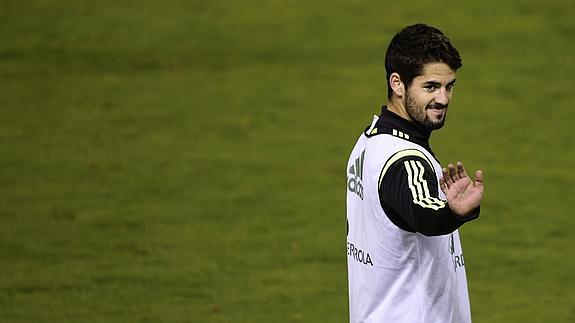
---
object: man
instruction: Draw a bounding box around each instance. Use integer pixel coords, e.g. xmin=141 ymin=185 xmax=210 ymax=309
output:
xmin=346 ymin=23 xmax=485 ymax=323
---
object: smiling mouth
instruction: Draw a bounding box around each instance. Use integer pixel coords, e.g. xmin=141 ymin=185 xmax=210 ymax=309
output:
xmin=427 ymin=107 xmax=447 ymax=119
xmin=427 ymin=105 xmax=447 ymax=111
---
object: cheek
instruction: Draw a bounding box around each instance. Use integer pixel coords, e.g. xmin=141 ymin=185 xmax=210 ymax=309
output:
xmin=415 ymin=94 xmax=434 ymax=107
xmin=407 ymin=90 xmax=430 ymax=105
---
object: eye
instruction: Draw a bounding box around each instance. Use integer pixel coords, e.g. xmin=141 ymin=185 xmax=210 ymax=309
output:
xmin=446 ymin=83 xmax=455 ymax=91
xmin=424 ymin=84 xmax=437 ymax=91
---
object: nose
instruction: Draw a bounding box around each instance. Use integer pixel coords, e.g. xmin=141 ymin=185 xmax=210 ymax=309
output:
xmin=435 ymin=88 xmax=450 ymax=105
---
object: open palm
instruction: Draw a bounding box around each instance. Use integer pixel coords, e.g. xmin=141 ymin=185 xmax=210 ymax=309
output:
xmin=439 ymin=162 xmax=484 ymax=217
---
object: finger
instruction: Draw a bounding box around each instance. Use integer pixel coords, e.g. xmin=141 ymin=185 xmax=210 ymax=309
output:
xmin=442 ymin=168 xmax=452 ymax=186
xmin=474 ymin=170 xmax=484 ymax=187
xmin=448 ymin=163 xmax=458 ymax=180
xmin=457 ymin=161 xmax=468 ymax=179
xmin=439 ymin=176 xmax=447 ymax=191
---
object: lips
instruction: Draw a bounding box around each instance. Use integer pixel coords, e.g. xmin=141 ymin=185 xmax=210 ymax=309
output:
xmin=429 ymin=108 xmax=446 ymax=113
xmin=427 ymin=104 xmax=447 ymax=110
xmin=427 ymin=107 xmax=447 ymax=119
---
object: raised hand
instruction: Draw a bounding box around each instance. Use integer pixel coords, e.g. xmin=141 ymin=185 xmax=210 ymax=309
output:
xmin=439 ymin=161 xmax=484 ymax=217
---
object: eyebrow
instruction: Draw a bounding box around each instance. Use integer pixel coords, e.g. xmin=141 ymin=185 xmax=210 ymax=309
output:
xmin=423 ymin=79 xmax=457 ymax=87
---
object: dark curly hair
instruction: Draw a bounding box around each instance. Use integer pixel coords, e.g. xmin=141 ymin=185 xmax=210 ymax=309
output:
xmin=385 ymin=24 xmax=462 ymax=99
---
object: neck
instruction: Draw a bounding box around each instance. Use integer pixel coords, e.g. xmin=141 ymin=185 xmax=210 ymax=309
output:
xmin=387 ymin=97 xmax=412 ymax=122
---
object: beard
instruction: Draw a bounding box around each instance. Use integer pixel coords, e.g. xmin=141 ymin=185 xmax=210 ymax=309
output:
xmin=404 ymin=92 xmax=447 ymax=131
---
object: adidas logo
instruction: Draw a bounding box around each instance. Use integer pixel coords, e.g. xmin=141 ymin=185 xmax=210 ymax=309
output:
xmin=347 ymin=150 xmax=365 ymax=199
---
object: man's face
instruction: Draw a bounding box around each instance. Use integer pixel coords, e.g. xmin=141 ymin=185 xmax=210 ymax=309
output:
xmin=404 ymin=62 xmax=457 ymax=130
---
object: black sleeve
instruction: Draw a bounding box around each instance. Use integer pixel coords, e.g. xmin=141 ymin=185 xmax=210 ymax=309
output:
xmin=379 ymin=155 xmax=479 ymax=236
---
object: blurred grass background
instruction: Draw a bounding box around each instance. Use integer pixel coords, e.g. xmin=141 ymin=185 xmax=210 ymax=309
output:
xmin=1 ymin=0 xmax=574 ymax=322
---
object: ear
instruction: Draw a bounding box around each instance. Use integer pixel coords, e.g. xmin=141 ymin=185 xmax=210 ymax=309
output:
xmin=389 ymin=72 xmax=405 ymax=98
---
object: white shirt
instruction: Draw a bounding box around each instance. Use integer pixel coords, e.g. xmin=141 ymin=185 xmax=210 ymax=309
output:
xmin=346 ymin=115 xmax=473 ymax=323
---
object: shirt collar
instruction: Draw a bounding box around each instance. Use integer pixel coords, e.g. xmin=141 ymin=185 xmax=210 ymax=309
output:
xmin=367 ymin=105 xmax=434 ymax=153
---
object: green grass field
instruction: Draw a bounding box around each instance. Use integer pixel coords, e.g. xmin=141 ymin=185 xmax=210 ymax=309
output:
xmin=1 ymin=0 xmax=574 ymax=322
